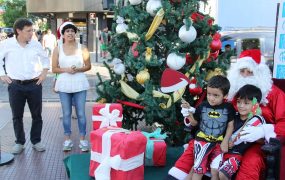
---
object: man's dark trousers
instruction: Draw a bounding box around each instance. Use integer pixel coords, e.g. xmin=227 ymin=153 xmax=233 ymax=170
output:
xmin=8 ymin=81 xmax=43 ymax=145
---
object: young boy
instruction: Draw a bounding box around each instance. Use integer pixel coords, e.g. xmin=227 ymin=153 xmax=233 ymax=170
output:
xmin=181 ymin=75 xmax=235 ymax=180
xmin=219 ymin=84 xmax=265 ymax=180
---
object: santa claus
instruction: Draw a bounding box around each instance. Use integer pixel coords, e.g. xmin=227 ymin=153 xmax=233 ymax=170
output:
xmin=167 ymin=49 xmax=285 ymax=180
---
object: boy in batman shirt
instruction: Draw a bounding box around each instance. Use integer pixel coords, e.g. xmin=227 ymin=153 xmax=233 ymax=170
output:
xmin=181 ymin=75 xmax=235 ymax=180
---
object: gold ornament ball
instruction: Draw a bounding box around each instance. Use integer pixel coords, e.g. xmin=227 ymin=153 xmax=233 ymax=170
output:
xmin=97 ymin=98 xmax=107 ymax=104
xmin=205 ymin=68 xmax=224 ymax=81
xmin=136 ymin=69 xmax=150 ymax=84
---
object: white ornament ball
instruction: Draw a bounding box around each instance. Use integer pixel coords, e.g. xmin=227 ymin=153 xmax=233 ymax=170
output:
xmin=129 ymin=0 xmax=142 ymax=5
xmin=146 ymin=0 xmax=162 ymax=16
xmin=178 ymin=25 xmax=197 ymax=43
xmin=166 ymin=53 xmax=186 ymax=70
xmin=116 ymin=23 xmax=128 ymax=34
xmin=113 ymin=63 xmax=126 ymax=75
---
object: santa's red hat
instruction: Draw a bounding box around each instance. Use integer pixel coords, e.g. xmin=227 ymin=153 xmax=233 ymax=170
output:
xmin=236 ymin=49 xmax=265 ymax=72
xmin=160 ymin=68 xmax=191 ymax=93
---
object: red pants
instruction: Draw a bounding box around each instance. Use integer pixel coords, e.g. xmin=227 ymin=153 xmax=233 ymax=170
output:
xmin=174 ymin=141 xmax=265 ymax=179
xmin=236 ymin=144 xmax=265 ymax=180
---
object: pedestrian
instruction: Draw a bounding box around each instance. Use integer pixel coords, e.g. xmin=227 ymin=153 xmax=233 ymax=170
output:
xmin=52 ymin=22 xmax=91 ymax=152
xmin=42 ymin=29 xmax=57 ymax=57
xmin=181 ymin=75 xmax=235 ymax=180
xmin=0 ymin=18 xmax=49 ymax=154
xmin=100 ymin=27 xmax=109 ymax=59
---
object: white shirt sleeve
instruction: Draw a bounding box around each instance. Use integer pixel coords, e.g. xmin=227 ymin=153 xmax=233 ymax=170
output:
xmin=35 ymin=41 xmax=50 ymax=69
xmin=0 ymin=41 xmax=6 ymax=76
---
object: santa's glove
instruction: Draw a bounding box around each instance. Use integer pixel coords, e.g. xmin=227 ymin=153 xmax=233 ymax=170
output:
xmin=239 ymin=124 xmax=276 ymax=143
xmin=180 ymin=106 xmax=196 ymax=117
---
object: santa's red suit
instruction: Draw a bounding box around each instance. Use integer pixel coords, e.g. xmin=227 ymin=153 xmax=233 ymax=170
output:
xmin=168 ymin=49 xmax=285 ymax=179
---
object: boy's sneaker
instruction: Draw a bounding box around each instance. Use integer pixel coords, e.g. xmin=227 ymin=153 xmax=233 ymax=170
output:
xmin=63 ymin=140 xmax=73 ymax=151
xmin=33 ymin=142 xmax=46 ymax=152
xmin=11 ymin=144 xmax=24 ymax=154
xmin=79 ymin=140 xmax=89 ymax=152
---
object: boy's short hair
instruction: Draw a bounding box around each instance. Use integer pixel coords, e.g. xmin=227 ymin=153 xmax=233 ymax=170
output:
xmin=13 ymin=18 xmax=33 ymax=37
xmin=235 ymin=84 xmax=262 ymax=103
xmin=207 ymin=75 xmax=230 ymax=96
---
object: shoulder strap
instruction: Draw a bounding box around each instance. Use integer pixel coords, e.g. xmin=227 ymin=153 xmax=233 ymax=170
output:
xmin=252 ymin=115 xmax=266 ymax=124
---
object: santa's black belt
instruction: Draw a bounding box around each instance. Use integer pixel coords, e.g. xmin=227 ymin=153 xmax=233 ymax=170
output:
xmin=12 ymin=78 xmax=37 ymax=85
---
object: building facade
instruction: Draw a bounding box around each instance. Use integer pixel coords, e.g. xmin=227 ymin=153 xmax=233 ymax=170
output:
xmin=26 ymin=0 xmax=118 ymax=52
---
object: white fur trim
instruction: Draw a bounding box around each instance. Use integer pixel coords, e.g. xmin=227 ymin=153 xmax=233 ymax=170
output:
xmin=262 ymin=124 xmax=276 ymax=142
xmin=168 ymin=167 xmax=188 ymax=180
xmin=184 ymin=117 xmax=191 ymax=127
xmin=236 ymin=57 xmax=258 ymax=72
xmin=189 ymin=84 xmax=196 ymax=89
xmin=161 ymin=78 xmax=188 ymax=93
xmin=227 ymin=57 xmax=272 ymax=105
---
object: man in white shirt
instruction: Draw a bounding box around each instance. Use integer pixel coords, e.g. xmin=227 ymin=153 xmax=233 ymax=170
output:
xmin=42 ymin=29 xmax=57 ymax=57
xmin=0 ymin=18 xmax=49 ymax=154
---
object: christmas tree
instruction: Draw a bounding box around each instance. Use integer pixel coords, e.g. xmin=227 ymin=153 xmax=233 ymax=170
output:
xmin=96 ymin=0 xmax=230 ymax=145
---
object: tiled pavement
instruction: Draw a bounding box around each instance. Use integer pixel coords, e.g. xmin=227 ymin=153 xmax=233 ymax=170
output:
xmin=0 ymin=102 xmax=94 ymax=180
xmin=0 ymin=57 xmax=112 ymax=180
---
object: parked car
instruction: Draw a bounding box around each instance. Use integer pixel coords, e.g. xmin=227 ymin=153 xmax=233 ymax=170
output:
xmin=1 ymin=27 xmax=14 ymax=38
xmin=220 ymin=28 xmax=275 ymax=71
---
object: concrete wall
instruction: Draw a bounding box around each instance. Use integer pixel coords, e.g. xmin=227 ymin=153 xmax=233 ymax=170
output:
xmin=27 ymin=0 xmax=103 ymax=13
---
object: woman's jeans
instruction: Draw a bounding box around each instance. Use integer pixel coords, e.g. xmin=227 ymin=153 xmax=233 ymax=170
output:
xmin=59 ymin=90 xmax=87 ymax=137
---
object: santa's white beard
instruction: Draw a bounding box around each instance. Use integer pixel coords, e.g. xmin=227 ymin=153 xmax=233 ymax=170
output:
xmin=228 ymin=74 xmax=272 ymax=105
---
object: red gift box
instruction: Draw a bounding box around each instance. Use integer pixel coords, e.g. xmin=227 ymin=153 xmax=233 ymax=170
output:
xmin=92 ymin=103 xmax=123 ymax=130
xmin=89 ymin=127 xmax=147 ymax=180
xmin=144 ymin=138 xmax=167 ymax=166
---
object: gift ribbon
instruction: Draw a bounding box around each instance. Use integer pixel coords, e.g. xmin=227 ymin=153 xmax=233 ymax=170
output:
xmin=92 ymin=128 xmax=144 ymax=180
xmin=92 ymin=104 xmax=123 ymax=128
xmin=142 ymin=128 xmax=167 ymax=160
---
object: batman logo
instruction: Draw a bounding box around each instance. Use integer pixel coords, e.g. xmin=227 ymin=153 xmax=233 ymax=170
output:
xmin=208 ymin=111 xmax=221 ymax=118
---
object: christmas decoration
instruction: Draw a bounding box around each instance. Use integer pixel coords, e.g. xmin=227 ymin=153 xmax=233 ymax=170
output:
xmin=90 ymin=127 xmax=147 ymax=179
xmin=96 ymin=0 xmax=229 ymax=145
xmin=92 ymin=103 xmax=123 ymax=130
xmin=146 ymin=0 xmax=162 ymax=16
xmin=210 ymin=33 xmax=222 ymax=51
xmin=191 ymin=12 xmax=214 ymax=26
xmin=145 ymin=8 xmax=165 ymax=41
xmin=166 ymin=53 xmax=186 ymax=70
xmin=142 ymin=128 xmax=167 ymax=166
xmin=131 ymin=42 xmax=139 ymax=58
xmin=188 ymin=77 xmax=203 ymax=95
xmin=136 ymin=69 xmax=150 ymax=84
xmin=113 ymin=58 xmax=126 ymax=75
xmin=129 ymin=0 xmax=142 ymax=5
xmin=160 ymin=68 xmax=190 ymax=93
xmin=116 ymin=16 xmax=128 ymax=34
xmin=205 ymin=68 xmax=224 ymax=81
xmin=145 ymin=47 xmax=152 ymax=62
xmin=178 ymin=19 xmax=197 ymax=43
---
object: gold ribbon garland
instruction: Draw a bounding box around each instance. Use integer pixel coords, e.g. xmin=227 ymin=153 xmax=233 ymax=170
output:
xmin=145 ymin=8 xmax=165 ymax=41
xmin=119 ymin=52 xmax=208 ymax=109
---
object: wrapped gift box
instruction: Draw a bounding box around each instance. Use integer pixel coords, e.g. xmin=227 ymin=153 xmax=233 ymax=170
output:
xmin=144 ymin=138 xmax=167 ymax=166
xmin=92 ymin=103 xmax=123 ymax=130
xmin=142 ymin=128 xmax=167 ymax=167
xmin=89 ymin=127 xmax=147 ymax=180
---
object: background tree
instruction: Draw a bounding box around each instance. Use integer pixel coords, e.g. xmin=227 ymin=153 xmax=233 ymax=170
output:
xmin=1 ymin=0 xmax=27 ymax=27
xmin=96 ymin=0 xmax=229 ymax=145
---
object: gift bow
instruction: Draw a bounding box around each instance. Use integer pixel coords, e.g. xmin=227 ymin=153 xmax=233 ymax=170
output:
xmin=142 ymin=128 xmax=167 ymax=159
xmin=93 ymin=128 xmax=144 ymax=180
xmin=92 ymin=104 xmax=123 ymax=128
